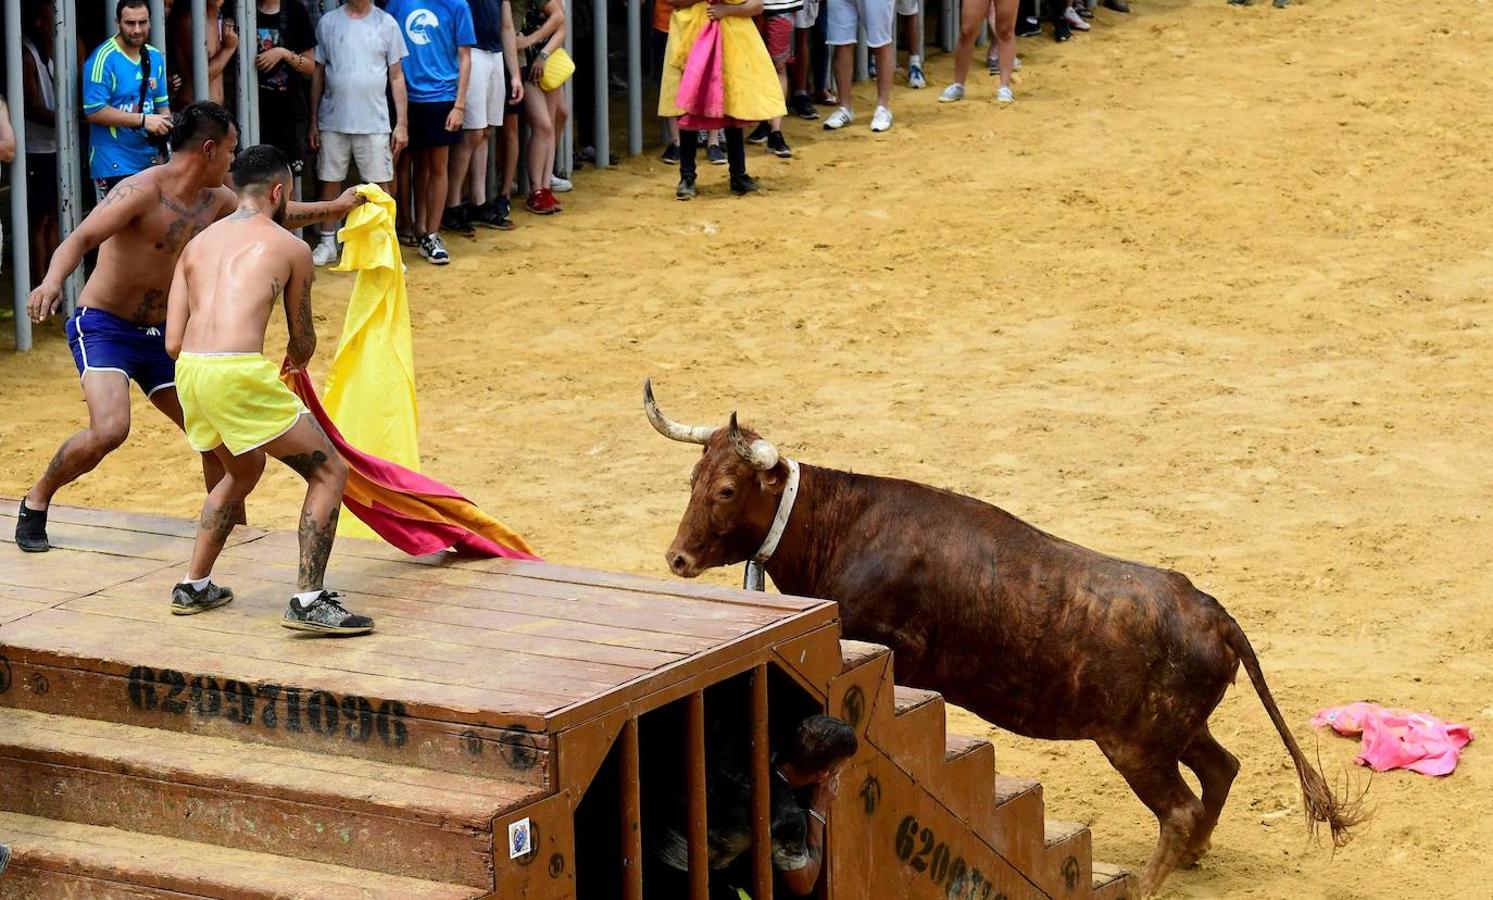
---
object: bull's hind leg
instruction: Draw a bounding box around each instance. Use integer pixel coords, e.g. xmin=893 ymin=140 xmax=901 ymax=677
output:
xmin=1178 ymin=728 xmax=1240 ymax=868
xmin=1101 ymin=743 xmax=1204 ymax=898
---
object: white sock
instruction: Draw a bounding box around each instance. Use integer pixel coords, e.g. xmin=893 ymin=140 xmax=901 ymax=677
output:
xmin=319 ymin=230 xmax=336 ymax=246
xmin=293 ymin=590 xmax=323 ymax=609
xmin=909 ymin=55 xmax=922 ymax=68
xmin=183 ymin=575 xmax=211 ymax=591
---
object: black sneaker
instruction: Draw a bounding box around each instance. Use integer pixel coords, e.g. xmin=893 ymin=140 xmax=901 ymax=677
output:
xmin=14 ymin=499 xmax=48 ymax=552
xmin=788 ymin=92 xmax=820 ymax=121
xmin=661 ymin=142 xmax=680 ymax=164
xmin=706 ymin=144 xmax=728 ymax=166
xmin=676 ymin=174 xmax=698 ymax=200
xmin=1016 ymin=16 xmax=1041 ymax=37
xmin=419 ymin=233 xmax=451 ymax=265
xmin=471 ymin=201 xmax=514 ymax=231
xmin=746 ymin=122 xmax=771 ymax=145
xmin=282 ymin=591 xmax=375 ymax=635
xmin=766 ymin=131 xmax=792 ymax=158
xmin=441 ymin=205 xmax=475 ymax=237
xmin=171 ymin=580 xmax=234 ymax=616
xmin=729 ymin=173 xmax=759 ymax=196
xmin=1053 ymin=18 xmax=1072 ymax=41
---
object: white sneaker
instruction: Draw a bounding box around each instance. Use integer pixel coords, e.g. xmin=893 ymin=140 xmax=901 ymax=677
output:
xmin=939 ymin=83 xmax=965 ymax=103
xmin=908 ymin=63 xmax=927 ymax=89
xmin=1064 ymin=7 xmax=1091 ymax=29
xmin=550 ymin=175 xmax=573 ymax=193
xmin=870 ymin=106 xmax=893 ymax=132
xmin=997 ymin=85 xmax=1015 ymax=103
xmin=822 ymin=106 xmax=854 ymax=130
xmin=311 ymin=240 xmax=339 ymax=267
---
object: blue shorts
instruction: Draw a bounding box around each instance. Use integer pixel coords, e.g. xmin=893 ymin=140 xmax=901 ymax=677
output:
xmin=65 ymin=307 xmax=176 ymax=396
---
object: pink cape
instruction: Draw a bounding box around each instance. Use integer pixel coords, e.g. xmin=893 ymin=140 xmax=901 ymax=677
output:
xmin=1313 ymin=702 xmax=1473 ymax=776
xmin=283 ymin=367 xmax=541 ymax=561
xmin=676 ymin=20 xmax=745 ymax=131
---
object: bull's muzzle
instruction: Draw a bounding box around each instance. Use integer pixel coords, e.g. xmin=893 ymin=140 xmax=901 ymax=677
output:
xmin=667 ymin=548 xmax=701 ymax=578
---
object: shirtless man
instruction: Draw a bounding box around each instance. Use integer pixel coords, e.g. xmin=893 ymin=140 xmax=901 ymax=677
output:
xmin=15 ymin=101 xmax=359 ymax=553
xmin=164 ymin=142 xmax=373 ymax=635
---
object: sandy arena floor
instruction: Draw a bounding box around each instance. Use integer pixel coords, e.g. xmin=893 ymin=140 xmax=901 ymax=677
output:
xmin=3 ymin=0 xmax=1490 ymax=895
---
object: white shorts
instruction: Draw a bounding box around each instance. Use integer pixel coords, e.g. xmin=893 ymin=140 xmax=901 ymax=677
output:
xmin=895 ymin=0 xmax=918 ymax=15
xmin=463 ymin=48 xmax=506 ymax=130
xmin=827 ymin=0 xmax=894 ymax=47
xmin=795 ymin=0 xmax=821 ymax=28
xmin=317 ymin=131 xmax=394 ymax=183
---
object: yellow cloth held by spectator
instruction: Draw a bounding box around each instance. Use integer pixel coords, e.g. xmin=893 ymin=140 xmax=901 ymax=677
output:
xmin=658 ymin=0 xmax=786 ymax=122
xmin=324 ymin=184 xmax=419 ymax=540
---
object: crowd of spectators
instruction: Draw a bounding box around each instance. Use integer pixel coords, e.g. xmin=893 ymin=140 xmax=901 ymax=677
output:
xmin=4 ymin=0 xmax=1274 ymax=279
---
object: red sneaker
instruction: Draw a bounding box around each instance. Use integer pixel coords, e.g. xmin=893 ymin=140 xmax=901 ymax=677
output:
xmin=525 ymin=189 xmax=559 ymax=215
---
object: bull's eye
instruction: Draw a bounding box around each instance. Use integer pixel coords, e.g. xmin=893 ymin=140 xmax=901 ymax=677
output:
xmin=716 ymin=486 xmax=736 ymax=501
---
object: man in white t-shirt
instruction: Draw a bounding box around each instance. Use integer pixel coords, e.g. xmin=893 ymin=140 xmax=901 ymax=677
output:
xmin=822 ymin=0 xmax=895 ymax=133
xmin=308 ymin=0 xmax=410 ymax=266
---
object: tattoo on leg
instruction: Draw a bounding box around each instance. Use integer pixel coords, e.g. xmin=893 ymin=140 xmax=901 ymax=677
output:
xmin=200 ymin=503 xmax=238 ymax=545
xmin=279 ymin=449 xmax=329 ymax=481
xmin=297 ymin=506 xmax=338 ymax=590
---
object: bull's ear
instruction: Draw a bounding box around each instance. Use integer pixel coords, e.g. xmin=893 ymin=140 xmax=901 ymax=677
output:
xmin=757 ymin=463 xmax=787 ymax=492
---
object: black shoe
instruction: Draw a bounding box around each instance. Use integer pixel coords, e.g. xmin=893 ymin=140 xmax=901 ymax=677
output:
xmin=661 ymin=142 xmax=680 ymax=164
xmin=171 ymin=580 xmax=234 ymax=616
xmin=282 ymin=591 xmax=375 ymax=635
xmin=1076 ymin=2 xmax=1094 ymax=17
xmin=441 ymin=205 xmax=475 ymax=237
xmin=766 ymin=131 xmax=792 ymax=158
xmin=1016 ymin=16 xmax=1041 ymax=36
xmin=788 ymin=92 xmax=820 ymax=120
xmin=729 ymin=173 xmax=759 ymax=196
xmin=1053 ymin=18 xmax=1072 ymax=41
xmin=14 ymin=499 xmax=48 ymax=552
xmin=471 ymin=201 xmax=515 ymax=231
xmin=676 ymin=174 xmax=698 ymax=200
xmin=746 ymin=122 xmax=771 ymax=145
xmin=1103 ymin=0 xmax=1130 ymax=9
xmin=707 ymin=144 xmax=728 ymax=166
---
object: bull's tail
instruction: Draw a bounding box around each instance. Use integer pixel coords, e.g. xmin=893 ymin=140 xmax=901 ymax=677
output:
xmin=1223 ymin=615 xmax=1366 ymax=847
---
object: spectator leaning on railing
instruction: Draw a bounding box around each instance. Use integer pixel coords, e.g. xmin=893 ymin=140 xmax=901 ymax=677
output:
xmin=83 ymin=0 xmax=173 ymax=200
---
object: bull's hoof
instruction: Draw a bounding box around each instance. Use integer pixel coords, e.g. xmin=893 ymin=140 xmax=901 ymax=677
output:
xmin=1178 ymin=841 xmax=1212 ymax=869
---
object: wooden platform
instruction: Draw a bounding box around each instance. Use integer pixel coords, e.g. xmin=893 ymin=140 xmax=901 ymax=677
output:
xmin=0 ymin=501 xmax=1131 ymax=899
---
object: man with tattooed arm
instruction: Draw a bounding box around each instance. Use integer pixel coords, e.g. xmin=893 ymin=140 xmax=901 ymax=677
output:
xmin=163 ymin=143 xmax=374 ymax=635
xmin=15 ymin=102 xmax=360 ymax=554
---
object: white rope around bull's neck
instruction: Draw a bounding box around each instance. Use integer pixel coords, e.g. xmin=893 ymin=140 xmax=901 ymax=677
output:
xmin=743 ymin=459 xmax=800 ymax=592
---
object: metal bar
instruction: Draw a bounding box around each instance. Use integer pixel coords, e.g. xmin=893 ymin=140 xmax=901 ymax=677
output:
xmin=236 ymin=0 xmax=258 ymax=142
xmin=942 ymin=0 xmax=956 ymax=52
xmin=149 ymin=0 xmax=165 ymax=56
xmin=559 ymin=23 xmax=573 ymax=176
xmin=750 ymin=664 xmax=773 ymax=900
xmin=626 ymin=0 xmax=641 ymax=156
xmin=686 ymin=691 xmax=708 ymax=900
xmin=854 ymin=25 xmax=867 ymax=82
xmin=8 ymin=0 xmax=34 ymax=350
xmin=191 ymin=0 xmax=209 ymax=102
xmin=620 ymin=717 xmax=644 ymax=900
xmin=591 ymin=0 xmax=609 ymax=169
xmin=55 ymin=0 xmax=82 ymax=314
xmin=105 ymin=0 xmax=118 ymax=35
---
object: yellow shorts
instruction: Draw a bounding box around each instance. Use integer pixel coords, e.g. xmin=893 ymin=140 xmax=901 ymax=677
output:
xmin=176 ymin=353 xmax=307 ymax=456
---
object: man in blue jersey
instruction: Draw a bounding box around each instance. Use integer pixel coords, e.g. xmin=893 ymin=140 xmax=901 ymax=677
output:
xmin=15 ymin=102 xmax=361 ymax=554
xmin=387 ymin=0 xmax=475 ymax=265
xmin=84 ymin=0 xmax=173 ymax=200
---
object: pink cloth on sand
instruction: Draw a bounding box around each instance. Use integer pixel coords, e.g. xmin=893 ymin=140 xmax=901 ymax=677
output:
xmin=1313 ymin=702 xmax=1473 ymax=776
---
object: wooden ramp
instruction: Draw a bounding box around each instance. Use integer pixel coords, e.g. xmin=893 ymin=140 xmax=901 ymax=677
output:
xmin=0 ymin=502 xmax=1130 ymax=899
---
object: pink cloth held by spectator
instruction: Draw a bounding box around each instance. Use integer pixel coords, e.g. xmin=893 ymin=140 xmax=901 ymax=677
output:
xmin=1312 ymin=702 xmax=1473 ymax=776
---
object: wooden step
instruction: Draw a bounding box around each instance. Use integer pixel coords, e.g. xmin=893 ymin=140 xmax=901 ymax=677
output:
xmin=0 ymin=811 xmax=481 ymax=900
xmin=939 ymin=733 xmax=997 ymax=829
xmin=987 ymin=775 xmax=1045 ymax=874
xmin=838 ymin=639 xmax=891 ymax=674
xmin=0 ymin=707 xmax=545 ymax=887
xmin=877 ymin=686 xmax=948 ymax=787
xmin=1091 ymin=861 xmax=1133 ymax=900
xmin=1041 ymin=820 xmax=1094 ymax=898
xmin=828 ymin=640 xmax=894 ymax=762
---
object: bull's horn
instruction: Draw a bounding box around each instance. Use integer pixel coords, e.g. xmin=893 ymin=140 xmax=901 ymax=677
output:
xmin=644 ymin=378 xmax=715 ymax=444
xmin=728 ymin=412 xmax=780 ymax=470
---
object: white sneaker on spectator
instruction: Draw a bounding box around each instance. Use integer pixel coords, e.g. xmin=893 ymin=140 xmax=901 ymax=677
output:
xmin=870 ymin=106 xmax=893 ymax=132
xmin=551 ymin=175 xmax=573 ymax=193
xmin=908 ymin=63 xmax=927 ymax=89
xmin=940 ymin=83 xmax=965 ymax=103
xmin=311 ymin=240 xmax=339 ymax=267
xmin=997 ymin=85 xmax=1015 ymax=103
xmin=823 ymin=106 xmax=854 ymax=130
xmin=1063 ymin=7 xmax=1091 ymax=29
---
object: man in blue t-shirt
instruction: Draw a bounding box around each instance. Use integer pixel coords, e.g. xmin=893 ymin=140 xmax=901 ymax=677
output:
xmin=386 ymin=0 xmax=474 ymax=265
xmin=83 ymin=0 xmax=172 ymax=199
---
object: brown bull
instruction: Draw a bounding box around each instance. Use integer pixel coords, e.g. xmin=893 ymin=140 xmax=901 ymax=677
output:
xmin=644 ymin=380 xmax=1362 ymax=897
